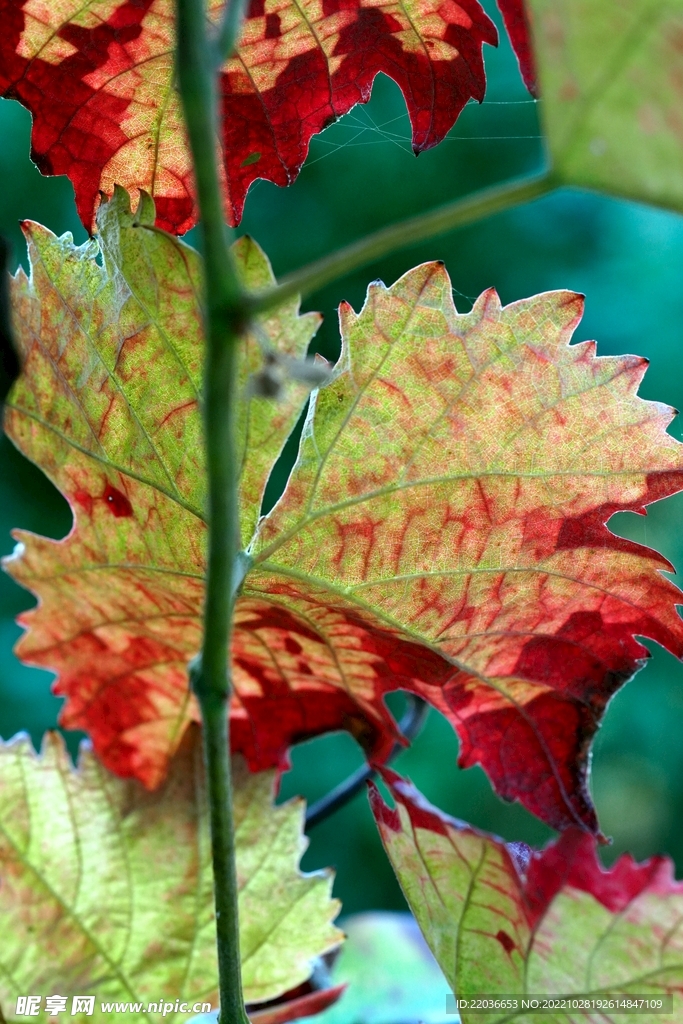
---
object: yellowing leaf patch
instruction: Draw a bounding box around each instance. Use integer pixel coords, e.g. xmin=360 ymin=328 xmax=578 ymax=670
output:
xmin=4 ymin=189 xmax=317 ymax=787
xmin=528 ymin=0 xmax=683 ymax=212
xmin=0 ymin=728 xmax=342 ymax=1021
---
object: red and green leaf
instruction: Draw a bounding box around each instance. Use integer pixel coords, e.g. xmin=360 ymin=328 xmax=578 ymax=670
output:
xmin=371 ymin=769 xmax=683 ymax=1023
xmin=248 ymin=260 xmax=683 ymax=834
xmin=0 ymin=0 xmax=498 ymax=233
xmin=6 ymin=195 xmax=683 ymax=835
xmin=4 ymin=189 xmax=318 ymax=787
xmin=248 ymin=985 xmax=347 ymax=1024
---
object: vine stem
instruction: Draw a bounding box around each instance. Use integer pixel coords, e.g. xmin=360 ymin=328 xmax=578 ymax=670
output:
xmin=175 ymin=1 xmax=250 ymax=1022
xmin=175 ymin=0 xmax=555 ymax=1016
xmin=247 ymin=169 xmax=557 ymax=313
xmin=215 ymin=0 xmax=249 ymax=64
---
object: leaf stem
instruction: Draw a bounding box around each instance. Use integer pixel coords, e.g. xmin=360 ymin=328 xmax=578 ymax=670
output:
xmin=175 ymin=1 xmax=250 ymax=1022
xmin=215 ymin=0 xmax=249 ymax=67
xmin=248 ymin=170 xmax=557 ymax=312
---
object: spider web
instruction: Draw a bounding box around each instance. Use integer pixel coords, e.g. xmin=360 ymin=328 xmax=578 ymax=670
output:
xmin=305 ymin=97 xmax=541 ymax=168
xmin=293 ymin=93 xmax=542 ymax=305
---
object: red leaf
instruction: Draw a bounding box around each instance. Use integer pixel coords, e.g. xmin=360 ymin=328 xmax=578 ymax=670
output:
xmin=0 ymin=0 xmax=497 ymax=233
xmin=496 ymin=0 xmax=537 ymax=95
xmin=523 ymin=827 xmax=681 ymax=925
xmin=249 ymin=268 xmax=683 ymax=834
xmin=248 ymin=984 xmax=347 ymax=1024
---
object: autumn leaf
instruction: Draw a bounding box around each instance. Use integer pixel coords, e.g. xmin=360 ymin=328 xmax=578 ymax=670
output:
xmin=495 ymin=0 xmax=537 ymax=95
xmin=248 ymin=986 xmax=347 ymax=1024
xmin=0 ymin=0 xmax=498 ymax=234
xmin=6 ymin=195 xmax=683 ymax=833
xmin=4 ymin=189 xmax=320 ymax=787
xmin=0 ymin=727 xmax=342 ymax=1022
xmin=526 ymin=0 xmax=683 ymax=213
xmin=370 ymin=769 xmax=683 ymax=1024
xmin=247 ymin=261 xmax=683 ymax=834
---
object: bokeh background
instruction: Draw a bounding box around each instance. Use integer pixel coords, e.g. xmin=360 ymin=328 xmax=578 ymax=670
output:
xmin=2 ymin=0 xmax=683 ymax=914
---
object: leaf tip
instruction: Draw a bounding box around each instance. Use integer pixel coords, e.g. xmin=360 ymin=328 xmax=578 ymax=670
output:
xmin=474 ymin=286 xmax=503 ymax=317
xmin=338 ymin=299 xmax=357 ymax=333
xmin=134 ymin=189 xmax=156 ymax=227
xmin=111 ymin=184 xmax=132 ymax=212
xmin=19 ymin=219 xmax=39 ymax=244
xmin=2 ymin=536 xmax=25 ymax=568
xmin=0 ymin=729 xmax=36 ymax=757
xmin=555 ymin=289 xmax=586 ymax=331
xmin=367 ymin=780 xmax=399 ymax=831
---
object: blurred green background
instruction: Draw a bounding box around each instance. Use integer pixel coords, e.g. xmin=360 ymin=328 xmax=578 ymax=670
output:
xmin=2 ymin=0 xmax=683 ymax=914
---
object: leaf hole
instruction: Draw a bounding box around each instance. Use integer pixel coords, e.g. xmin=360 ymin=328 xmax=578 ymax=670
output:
xmin=260 ymin=399 xmax=309 ymax=518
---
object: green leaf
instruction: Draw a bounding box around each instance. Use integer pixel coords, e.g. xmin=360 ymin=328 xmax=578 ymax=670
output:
xmin=370 ymin=769 xmax=683 ymax=1024
xmin=0 ymin=729 xmax=341 ymax=1022
xmin=527 ymin=0 xmax=683 ymax=211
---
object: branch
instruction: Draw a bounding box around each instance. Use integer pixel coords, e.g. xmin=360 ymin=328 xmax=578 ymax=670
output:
xmin=248 ymin=170 xmax=557 ymax=313
xmin=175 ymin=1 xmax=250 ymax=1022
xmin=305 ymin=696 xmax=429 ymax=829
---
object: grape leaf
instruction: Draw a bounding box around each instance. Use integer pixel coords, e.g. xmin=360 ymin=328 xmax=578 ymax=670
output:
xmin=526 ymin=0 xmax=683 ymax=213
xmin=3 ymin=188 xmax=318 ymax=787
xmin=0 ymin=0 xmax=498 ymax=233
xmin=247 ymin=262 xmax=683 ymax=834
xmin=0 ymin=727 xmax=342 ymax=1022
xmin=371 ymin=769 xmax=683 ymax=1024
xmin=6 ymin=199 xmax=683 ymax=833
xmin=495 ymin=0 xmax=537 ymax=95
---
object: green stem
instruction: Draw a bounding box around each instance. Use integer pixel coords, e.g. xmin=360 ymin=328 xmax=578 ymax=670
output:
xmin=175 ymin=3 xmax=554 ymax=1015
xmin=175 ymin=1 xmax=250 ymax=1022
xmin=248 ymin=169 xmax=557 ymax=313
xmin=215 ymin=0 xmax=249 ymax=65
